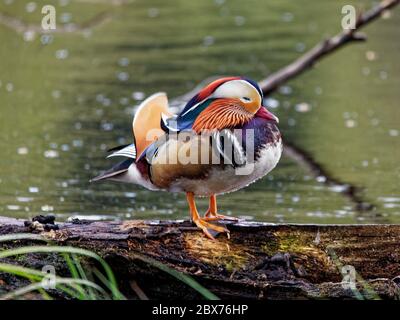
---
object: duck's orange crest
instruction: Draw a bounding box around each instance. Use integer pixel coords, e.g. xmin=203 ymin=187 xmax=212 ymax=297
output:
xmin=192 ymin=98 xmax=253 ymax=133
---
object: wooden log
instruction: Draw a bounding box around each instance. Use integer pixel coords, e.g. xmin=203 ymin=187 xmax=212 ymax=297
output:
xmin=0 ymin=216 xmax=399 ymax=300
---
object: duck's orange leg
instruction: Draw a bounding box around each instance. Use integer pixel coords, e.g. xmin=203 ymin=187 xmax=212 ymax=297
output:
xmin=186 ymin=192 xmax=229 ymax=240
xmin=204 ymin=195 xmax=239 ymax=221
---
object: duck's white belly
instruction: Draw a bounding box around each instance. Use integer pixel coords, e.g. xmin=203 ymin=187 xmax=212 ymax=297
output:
xmin=169 ymin=139 xmax=283 ymax=196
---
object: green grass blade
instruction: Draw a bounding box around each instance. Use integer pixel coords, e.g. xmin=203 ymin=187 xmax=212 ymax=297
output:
xmin=71 ymin=254 xmax=97 ymax=300
xmin=0 ymin=234 xmax=46 ymax=242
xmin=0 ymin=246 xmax=124 ymax=300
xmin=133 ymin=254 xmax=219 ymax=300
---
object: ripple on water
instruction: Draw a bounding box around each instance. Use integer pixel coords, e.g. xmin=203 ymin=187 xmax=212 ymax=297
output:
xmin=7 ymin=205 xmax=21 ymax=211
xmin=29 ymin=187 xmax=39 ymax=193
xmin=44 ymin=150 xmax=59 ymax=158
xmin=17 ymin=147 xmax=29 ymax=155
xmin=17 ymin=197 xmax=33 ymax=202
xmin=55 ymin=49 xmax=69 ymax=60
xmin=132 ymin=91 xmax=145 ymax=100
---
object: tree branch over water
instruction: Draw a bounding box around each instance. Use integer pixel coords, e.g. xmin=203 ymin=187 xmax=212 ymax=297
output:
xmin=259 ymin=0 xmax=400 ymax=95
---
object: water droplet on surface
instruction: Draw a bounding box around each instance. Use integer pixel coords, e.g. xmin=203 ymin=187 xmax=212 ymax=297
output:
xmin=25 ymin=2 xmax=37 ymax=12
xmin=295 ymin=102 xmax=311 ymax=113
xmin=17 ymin=197 xmax=33 ymax=203
xmin=124 ymin=192 xmax=136 ymax=198
xmin=52 ymin=90 xmax=61 ymax=99
xmin=281 ymin=12 xmax=294 ymax=22
xmin=379 ymin=71 xmax=388 ymax=80
xmin=6 ymin=83 xmax=14 ymax=92
xmin=330 ymin=185 xmax=348 ymax=193
xmin=315 ymin=87 xmax=323 ymax=95
xmin=41 ymin=34 xmax=54 ymax=45
xmin=371 ymin=118 xmax=379 ymax=126
xmin=29 ymin=187 xmax=39 ymax=193
xmin=234 ymin=16 xmax=246 ymax=26
xmin=119 ymin=97 xmax=129 ymax=105
xmin=345 ymin=119 xmax=357 ymax=128
xmin=264 ymin=98 xmax=279 ymax=109
xmin=132 ymin=91 xmax=145 ymax=100
xmin=23 ymin=30 xmax=36 ymax=42
xmin=44 ymin=150 xmax=59 ymax=158
xmin=148 ymin=8 xmax=159 ymax=18
xmin=279 ymin=85 xmax=292 ymax=95
xmin=203 ymin=36 xmax=215 ymax=46
xmin=7 ymin=205 xmax=20 ymax=211
xmin=101 ymin=122 xmax=114 ymax=131
xmin=117 ymin=71 xmax=129 ymax=82
xmin=362 ymin=67 xmax=370 ymax=76
xmin=55 ymin=49 xmax=69 ymax=60
xmin=365 ymin=51 xmax=377 ymax=61
xmin=118 ymin=57 xmax=130 ymax=67
xmin=291 ymin=195 xmax=300 ymax=203
xmin=295 ymin=42 xmax=305 ymax=52
xmin=316 ymin=176 xmax=326 ymax=183
xmin=17 ymin=147 xmax=29 ymax=155
xmin=72 ymin=139 xmax=83 ymax=147
xmin=287 ymin=118 xmax=296 ymax=126
xmin=60 ymin=12 xmax=72 ymax=23
xmin=41 ymin=205 xmax=54 ymax=212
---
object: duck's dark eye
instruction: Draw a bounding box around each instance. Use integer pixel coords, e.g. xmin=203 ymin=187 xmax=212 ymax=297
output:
xmin=242 ymin=97 xmax=251 ymax=102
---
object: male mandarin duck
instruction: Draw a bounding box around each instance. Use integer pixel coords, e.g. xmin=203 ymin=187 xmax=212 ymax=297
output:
xmin=92 ymin=77 xmax=282 ymax=239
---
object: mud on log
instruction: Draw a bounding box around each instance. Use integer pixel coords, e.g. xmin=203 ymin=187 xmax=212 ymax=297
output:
xmin=1 ymin=216 xmax=399 ymax=300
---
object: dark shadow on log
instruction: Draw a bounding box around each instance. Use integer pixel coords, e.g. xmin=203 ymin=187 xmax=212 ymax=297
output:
xmin=1 ymin=217 xmax=399 ymax=300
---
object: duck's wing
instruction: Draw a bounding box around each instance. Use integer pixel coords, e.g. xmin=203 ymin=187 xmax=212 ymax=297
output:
xmin=211 ymin=129 xmax=246 ymax=167
xmin=148 ymin=133 xmax=216 ymax=189
xmin=133 ymin=92 xmax=173 ymax=160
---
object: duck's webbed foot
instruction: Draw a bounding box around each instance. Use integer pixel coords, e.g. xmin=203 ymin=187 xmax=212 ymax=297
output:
xmin=203 ymin=194 xmax=239 ymax=222
xmin=186 ymin=192 xmax=229 ymax=240
xmin=193 ymin=216 xmax=230 ymax=240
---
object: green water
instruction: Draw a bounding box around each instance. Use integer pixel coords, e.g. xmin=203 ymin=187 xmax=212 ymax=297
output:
xmin=0 ymin=0 xmax=399 ymax=223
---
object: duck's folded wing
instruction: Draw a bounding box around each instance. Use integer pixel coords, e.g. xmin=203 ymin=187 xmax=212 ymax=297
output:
xmin=212 ymin=129 xmax=246 ymax=167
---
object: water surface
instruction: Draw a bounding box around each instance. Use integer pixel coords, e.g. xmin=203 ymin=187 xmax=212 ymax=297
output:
xmin=0 ymin=0 xmax=399 ymax=223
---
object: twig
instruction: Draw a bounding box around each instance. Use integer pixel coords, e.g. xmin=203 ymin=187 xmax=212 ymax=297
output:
xmin=259 ymin=0 xmax=400 ymax=95
xmin=129 ymin=280 xmax=149 ymax=300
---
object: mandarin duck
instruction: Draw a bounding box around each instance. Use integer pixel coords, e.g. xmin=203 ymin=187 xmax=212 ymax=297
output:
xmin=92 ymin=77 xmax=282 ymax=239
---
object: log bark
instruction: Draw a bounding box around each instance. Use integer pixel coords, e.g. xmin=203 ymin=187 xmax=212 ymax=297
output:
xmin=1 ymin=217 xmax=399 ymax=300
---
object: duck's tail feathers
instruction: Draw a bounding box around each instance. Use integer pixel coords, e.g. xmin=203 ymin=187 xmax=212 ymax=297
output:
xmin=106 ymin=143 xmax=136 ymax=159
xmin=90 ymin=158 xmax=134 ymax=182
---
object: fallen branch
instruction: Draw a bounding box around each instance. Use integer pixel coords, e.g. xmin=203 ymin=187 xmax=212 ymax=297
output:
xmin=259 ymin=0 xmax=400 ymax=95
xmin=0 ymin=217 xmax=399 ymax=299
